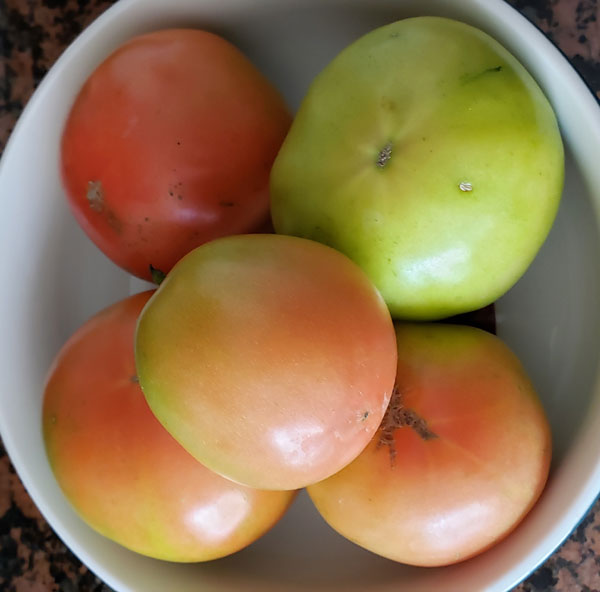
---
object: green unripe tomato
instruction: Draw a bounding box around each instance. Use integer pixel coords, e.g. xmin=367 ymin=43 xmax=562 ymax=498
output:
xmin=270 ymin=16 xmax=564 ymax=320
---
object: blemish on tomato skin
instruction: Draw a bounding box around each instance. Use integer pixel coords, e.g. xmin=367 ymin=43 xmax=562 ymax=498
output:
xmin=168 ymin=181 xmax=184 ymax=200
xmin=86 ymin=180 xmax=104 ymax=212
xmin=106 ymin=209 xmax=122 ymax=234
xmin=86 ymin=180 xmax=123 ymax=233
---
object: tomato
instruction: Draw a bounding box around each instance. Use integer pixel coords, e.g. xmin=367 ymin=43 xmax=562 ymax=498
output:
xmin=42 ymin=291 xmax=296 ymax=562
xmin=135 ymin=234 xmax=398 ymax=491
xmin=270 ymin=17 xmax=563 ymax=321
xmin=307 ymin=323 xmax=551 ymax=567
xmin=61 ymin=29 xmax=291 ymax=282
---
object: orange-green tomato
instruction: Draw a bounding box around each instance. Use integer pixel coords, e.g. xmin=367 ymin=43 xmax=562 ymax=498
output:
xmin=307 ymin=323 xmax=551 ymax=567
xmin=42 ymin=291 xmax=296 ymax=562
xmin=135 ymin=234 xmax=398 ymax=491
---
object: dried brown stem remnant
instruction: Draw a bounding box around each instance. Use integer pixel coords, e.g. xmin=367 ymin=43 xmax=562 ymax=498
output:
xmin=377 ymin=386 xmax=437 ymax=465
xmin=376 ymin=142 xmax=393 ymax=168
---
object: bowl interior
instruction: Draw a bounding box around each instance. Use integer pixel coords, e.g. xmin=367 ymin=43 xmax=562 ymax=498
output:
xmin=1 ymin=0 xmax=600 ymax=591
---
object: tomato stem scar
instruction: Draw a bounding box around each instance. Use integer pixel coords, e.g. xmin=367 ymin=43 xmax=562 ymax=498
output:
xmin=376 ymin=142 xmax=393 ymax=168
xmin=377 ymin=386 xmax=438 ymax=465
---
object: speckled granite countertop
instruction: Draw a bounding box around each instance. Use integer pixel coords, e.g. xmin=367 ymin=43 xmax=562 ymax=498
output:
xmin=1 ymin=1 xmax=600 ymax=591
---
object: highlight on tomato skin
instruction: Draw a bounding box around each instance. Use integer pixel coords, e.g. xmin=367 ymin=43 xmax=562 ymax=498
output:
xmin=306 ymin=322 xmax=552 ymax=567
xmin=135 ymin=233 xmax=399 ymax=492
xmin=42 ymin=291 xmax=297 ymax=562
xmin=60 ymin=28 xmax=292 ymax=282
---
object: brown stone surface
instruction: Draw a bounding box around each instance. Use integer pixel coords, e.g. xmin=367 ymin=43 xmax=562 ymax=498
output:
xmin=1 ymin=1 xmax=599 ymax=591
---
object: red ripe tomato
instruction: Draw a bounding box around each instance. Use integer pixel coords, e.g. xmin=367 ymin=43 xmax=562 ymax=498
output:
xmin=135 ymin=234 xmax=398 ymax=491
xmin=42 ymin=291 xmax=296 ymax=561
xmin=307 ymin=323 xmax=551 ymax=567
xmin=61 ymin=29 xmax=291 ymax=282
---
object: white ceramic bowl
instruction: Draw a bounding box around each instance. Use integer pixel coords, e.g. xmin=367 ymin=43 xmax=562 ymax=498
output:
xmin=1 ymin=0 xmax=600 ymax=590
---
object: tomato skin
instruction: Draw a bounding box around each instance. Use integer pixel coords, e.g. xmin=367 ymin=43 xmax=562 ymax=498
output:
xmin=61 ymin=29 xmax=291 ymax=281
xmin=42 ymin=291 xmax=296 ymax=562
xmin=307 ymin=323 xmax=551 ymax=567
xmin=135 ymin=234 xmax=398 ymax=491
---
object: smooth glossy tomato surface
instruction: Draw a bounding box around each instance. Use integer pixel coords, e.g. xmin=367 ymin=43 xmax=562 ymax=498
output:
xmin=307 ymin=323 xmax=551 ymax=567
xmin=43 ymin=291 xmax=296 ymax=562
xmin=135 ymin=234 xmax=398 ymax=491
xmin=61 ymin=29 xmax=291 ymax=281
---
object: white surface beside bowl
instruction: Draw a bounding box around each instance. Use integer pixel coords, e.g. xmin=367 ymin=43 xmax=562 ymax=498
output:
xmin=1 ymin=0 xmax=600 ymax=591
